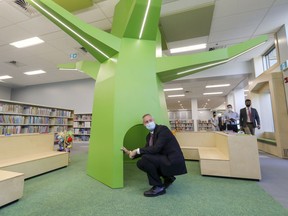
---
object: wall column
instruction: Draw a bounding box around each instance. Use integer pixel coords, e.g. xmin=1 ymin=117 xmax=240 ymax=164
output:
xmin=191 ymin=99 xmax=198 ymax=131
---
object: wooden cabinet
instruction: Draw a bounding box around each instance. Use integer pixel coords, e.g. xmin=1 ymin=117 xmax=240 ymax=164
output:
xmin=0 ymin=99 xmax=74 ymax=141
xmin=73 ymin=113 xmax=92 ymax=143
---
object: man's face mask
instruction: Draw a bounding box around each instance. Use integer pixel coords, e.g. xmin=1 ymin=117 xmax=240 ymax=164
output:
xmin=145 ymin=121 xmax=156 ymax=131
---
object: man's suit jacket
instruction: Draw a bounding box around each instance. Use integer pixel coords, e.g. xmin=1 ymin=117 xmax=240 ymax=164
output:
xmin=239 ymin=107 xmax=260 ymax=128
xmin=139 ymin=125 xmax=187 ymax=176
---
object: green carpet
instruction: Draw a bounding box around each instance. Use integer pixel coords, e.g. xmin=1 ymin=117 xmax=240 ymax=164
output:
xmin=1 ymin=153 xmax=287 ymax=216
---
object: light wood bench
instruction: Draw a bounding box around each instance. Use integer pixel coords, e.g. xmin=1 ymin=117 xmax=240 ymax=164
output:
xmin=0 ymin=170 xmax=24 ymax=207
xmin=0 ymin=133 xmax=69 ymax=207
xmin=175 ymin=132 xmax=261 ymax=180
xmin=0 ymin=133 xmax=69 ymax=179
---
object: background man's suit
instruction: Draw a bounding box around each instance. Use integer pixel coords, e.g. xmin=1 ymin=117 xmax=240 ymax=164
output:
xmin=239 ymin=107 xmax=260 ymax=135
xmin=136 ymin=124 xmax=187 ymax=186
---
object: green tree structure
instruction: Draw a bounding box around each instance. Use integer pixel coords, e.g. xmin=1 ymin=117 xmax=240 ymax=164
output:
xmin=28 ymin=0 xmax=267 ymax=188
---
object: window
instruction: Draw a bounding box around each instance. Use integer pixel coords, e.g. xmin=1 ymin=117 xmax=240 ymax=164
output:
xmin=262 ymin=45 xmax=277 ymax=71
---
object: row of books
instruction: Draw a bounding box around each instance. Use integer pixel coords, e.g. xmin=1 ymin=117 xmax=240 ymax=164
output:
xmin=23 ymin=107 xmax=52 ymax=116
xmin=73 ymin=121 xmax=91 ymax=128
xmin=0 ymin=126 xmax=22 ymax=134
xmin=50 ymin=118 xmax=72 ymax=125
xmin=0 ymin=103 xmax=72 ymax=118
xmin=0 ymin=103 xmax=23 ymax=113
xmin=0 ymin=115 xmax=25 ymax=124
xmin=74 ymin=114 xmax=91 ymax=121
xmin=74 ymin=128 xmax=91 ymax=135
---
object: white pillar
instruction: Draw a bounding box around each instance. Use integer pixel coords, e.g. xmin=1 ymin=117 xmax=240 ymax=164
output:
xmin=191 ymin=99 xmax=198 ymax=131
xmin=233 ymin=88 xmax=245 ymax=114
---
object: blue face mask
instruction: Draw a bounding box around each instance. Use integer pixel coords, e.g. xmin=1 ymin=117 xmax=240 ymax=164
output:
xmin=145 ymin=121 xmax=156 ymax=131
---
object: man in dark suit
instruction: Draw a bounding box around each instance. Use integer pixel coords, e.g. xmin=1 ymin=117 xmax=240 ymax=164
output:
xmin=239 ymin=99 xmax=261 ymax=135
xmin=122 ymin=114 xmax=187 ymax=197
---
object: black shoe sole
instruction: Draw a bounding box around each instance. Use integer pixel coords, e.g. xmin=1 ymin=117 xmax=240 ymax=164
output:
xmin=144 ymin=190 xmax=166 ymax=197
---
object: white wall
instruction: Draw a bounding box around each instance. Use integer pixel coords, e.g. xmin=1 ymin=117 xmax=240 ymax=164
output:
xmin=0 ymin=86 xmax=11 ymax=100
xmin=11 ymin=79 xmax=95 ymax=113
xmin=258 ymin=93 xmax=274 ymax=133
xmin=233 ymin=88 xmax=245 ymax=114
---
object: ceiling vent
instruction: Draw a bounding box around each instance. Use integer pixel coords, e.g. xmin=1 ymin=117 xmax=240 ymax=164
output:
xmin=209 ymin=45 xmax=226 ymax=51
xmin=6 ymin=60 xmax=26 ymax=67
xmin=13 ymin=0 xmax=39 ymax=16
xmin=79 ymin=47 xmax=88 ymax=53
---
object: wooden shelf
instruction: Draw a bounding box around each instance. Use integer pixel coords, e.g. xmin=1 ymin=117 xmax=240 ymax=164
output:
xmin=73 ymin=113 xmax=92 ymax=143
xmin=0 ymin=99 xmax=74 ymax=141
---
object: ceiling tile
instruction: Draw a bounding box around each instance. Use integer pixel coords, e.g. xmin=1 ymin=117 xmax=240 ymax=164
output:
xmin=214 ymin=0 xmax=274 ymax=18
xmin=76 ymin=7 xmax=106 ymax=23
xmin=0 ymin=1 xmax=30 ymax=24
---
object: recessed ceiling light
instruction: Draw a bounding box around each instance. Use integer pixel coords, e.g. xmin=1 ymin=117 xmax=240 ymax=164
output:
xmin=170 ymin=43 xmax=207 ymax=54
xmin=163 ymin=88 xmax=183 ymax=92
xmin=0 ymin=75 xmax=13 ymax=80
xmin=206 ymin=84 xmax=230 ymax=88
xmin=168 ymin=94 xmax=185 ymax=98
xmin=10 ymin=37 xmax=44 ymax=48
xmin=203 ymin=92 xmax=223 ymax=95
xmin=24 ymin=70 xmax=46 ymax=75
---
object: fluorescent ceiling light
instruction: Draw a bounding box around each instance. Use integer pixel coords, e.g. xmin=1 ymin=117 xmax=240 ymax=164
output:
xmin=203 ymin=92 xmax=223 ymax=95
xmin=139 ymin=0 xmax=151 ymax=38
xmin=168 ymin=94 xmax=185 ymax=97
xmin=24 ymin=70 xmax=46 ymax=75
xmin=206 ymin=84 xmax=230 ymax=88
xmin=164 ymin=88 xmax=183 ymax=92
xmin=10 ymin=37 xmax=44 ymax=48
xmin=170 ymin=43 xmax=207 ymax=54
xmin=58 ymin=68 xmax=78 ymax=71
xmin=244 ymin=89 xmax=249 ymax=92
xmin=0 ymin=75 xmax=13 ymax=80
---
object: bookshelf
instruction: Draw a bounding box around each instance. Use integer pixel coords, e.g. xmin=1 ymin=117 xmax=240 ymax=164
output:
xmin=197 ymin=120 xmax=213 ymax=131
xmin=0 ymin=99 xmax=74 ymax=141
xmin=170 ymin=119 xmax=194 ymax=131
xmin=73 ymin=113 xmax=92 ymax=143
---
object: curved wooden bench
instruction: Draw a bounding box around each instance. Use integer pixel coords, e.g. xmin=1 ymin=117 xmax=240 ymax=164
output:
xmin=175 ymin=132 xmax=261 ymax=180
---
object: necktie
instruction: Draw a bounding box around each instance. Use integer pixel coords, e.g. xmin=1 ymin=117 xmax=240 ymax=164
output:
xmin=248 ymin=108 xmax=252 ymax=121
xmin=149 ymin=133 xmax=153 ymax=146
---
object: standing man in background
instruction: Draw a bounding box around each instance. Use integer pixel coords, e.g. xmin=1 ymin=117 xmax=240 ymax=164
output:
xmin=122 ymin=114 xmax=187 ymax=197
xmin=239 ymin=99 xmax=261 ymax=135
xmin=224 ymin=104 xmax=239 ymax=132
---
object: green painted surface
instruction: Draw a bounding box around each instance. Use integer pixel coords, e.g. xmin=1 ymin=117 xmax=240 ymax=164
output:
xmin=28 ymin=0 xmax=268 ymax=188
xmin=52 ymin=0 xmax=93 ymax=12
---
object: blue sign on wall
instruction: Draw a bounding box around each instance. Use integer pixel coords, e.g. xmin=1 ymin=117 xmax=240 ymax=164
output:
xmin=70 ymin=53 xmax=78 ymax=59
xmin=280 ymin=60 xmax=288 ymax=71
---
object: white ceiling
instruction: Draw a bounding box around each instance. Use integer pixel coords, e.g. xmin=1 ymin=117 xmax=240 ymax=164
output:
xmin=0 ymin=0 xmax=288 ymax=110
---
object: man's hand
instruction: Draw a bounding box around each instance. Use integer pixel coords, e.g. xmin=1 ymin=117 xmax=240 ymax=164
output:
xmin=129 ymin=149 xmax=137 ymax=159
xmin=257 ymin=125 xmax=261 ymax=129
xmin=121 ymin=146 xmax=130 ymax=155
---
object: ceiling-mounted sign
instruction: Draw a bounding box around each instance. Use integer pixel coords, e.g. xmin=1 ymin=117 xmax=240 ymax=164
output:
xmin=69 ymin=53 xmax=78 ymax=59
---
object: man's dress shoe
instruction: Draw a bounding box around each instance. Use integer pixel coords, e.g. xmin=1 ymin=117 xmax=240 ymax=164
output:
xmin=144 ymin=186 xmax=166 ymax=197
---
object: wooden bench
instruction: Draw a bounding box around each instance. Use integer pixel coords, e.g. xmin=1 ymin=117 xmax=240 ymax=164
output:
xmin=257 ymin=132 xmax=276 ymax=146
xmin=0 ymin=133 xmax=69 ymax=207
xmin=0 ymin=133 xmax=69 ymax=179
xmin=0 ymin=170 xmax=24 ymax=207
xmin=175 ymin=132 xmax=261 ymax=180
